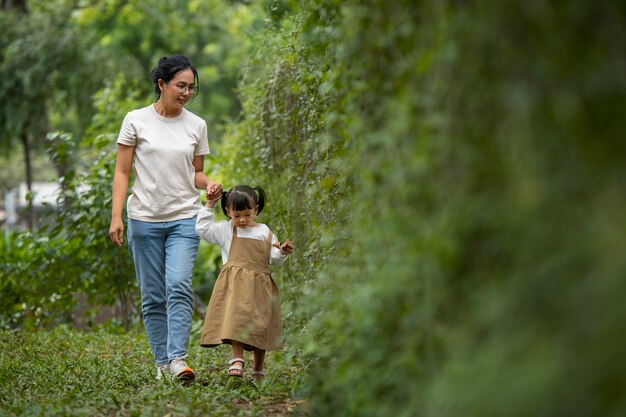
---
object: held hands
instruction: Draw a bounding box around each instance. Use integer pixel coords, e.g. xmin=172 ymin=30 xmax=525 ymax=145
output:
xmin=273 ymin=239 xmax=294 ymax=256
xmin=205 ymin=181 xmax=223 ymax=208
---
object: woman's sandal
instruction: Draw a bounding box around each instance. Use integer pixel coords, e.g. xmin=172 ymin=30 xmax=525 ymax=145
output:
xmin=228 ymin=358 xmax=245 ymax=377
xmin=251 ymin=370 xmax=265 ymax=379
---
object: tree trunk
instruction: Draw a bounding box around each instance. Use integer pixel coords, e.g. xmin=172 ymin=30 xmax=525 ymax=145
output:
xmin=1 ymin=0 xmax=28 ymax=13
xmin=20 ymin=129 xmax=35 ymax=230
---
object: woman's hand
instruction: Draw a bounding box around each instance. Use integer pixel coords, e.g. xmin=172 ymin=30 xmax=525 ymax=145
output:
xmin=109 ymin=218 xmax=125 ymax=247
xmin=205 ymin=181 xmax=223 ymax=208
xmin=206 ymin=181 xmax=223 ymax=200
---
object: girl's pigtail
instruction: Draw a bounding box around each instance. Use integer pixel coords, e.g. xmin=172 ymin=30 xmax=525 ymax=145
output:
xmin=221 ymin=190 xmax=230 ymax=217
xmin=254 ymin=186 xmax=266 ymax=215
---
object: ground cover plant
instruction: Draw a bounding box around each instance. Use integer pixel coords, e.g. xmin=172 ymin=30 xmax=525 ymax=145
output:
xmin=0 ymin=325 xmax=307 ymax=417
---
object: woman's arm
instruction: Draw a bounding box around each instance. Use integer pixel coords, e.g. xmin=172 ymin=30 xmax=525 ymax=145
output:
xmin=193 ymin=155 xmax=209 ymax=190
xmin=109 ymin=144 xmax=135 ymax=247
xmin=193 ymin=154 xmax=222 ymax=200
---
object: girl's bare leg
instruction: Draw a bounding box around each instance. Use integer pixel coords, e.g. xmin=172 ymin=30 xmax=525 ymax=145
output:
xmin=230 ymin=340 xmax=245 ymax=376
xmin=253 ymin=348 xmax=266 ymax=374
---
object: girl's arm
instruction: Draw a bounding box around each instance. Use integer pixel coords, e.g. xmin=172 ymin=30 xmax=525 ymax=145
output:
xmin=195 ymin=207 xmax=230 ymax=246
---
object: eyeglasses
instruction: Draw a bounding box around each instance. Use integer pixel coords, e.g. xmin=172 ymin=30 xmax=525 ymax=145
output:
xmin=168 ymin=82 xmax=199 ymax=95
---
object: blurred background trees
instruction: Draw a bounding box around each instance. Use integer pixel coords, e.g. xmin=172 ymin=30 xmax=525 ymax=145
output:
xmin=1 ymin=0 xmax=625 ymax=415
xmin=0 ymin=0 xmax=283 ymax=328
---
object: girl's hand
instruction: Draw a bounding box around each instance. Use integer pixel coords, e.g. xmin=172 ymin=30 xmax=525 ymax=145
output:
xmin=205 ymin=181 xmax=223 ymax=207
xmin=274 ymin=239 xmax=294 ymax=255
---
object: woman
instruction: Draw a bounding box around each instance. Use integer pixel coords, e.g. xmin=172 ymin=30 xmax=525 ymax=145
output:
xmin=109 ymin=55 xmax=222 ymax=381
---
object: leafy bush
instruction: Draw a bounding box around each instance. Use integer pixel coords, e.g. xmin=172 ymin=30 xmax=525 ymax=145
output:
xmin=218 ymin=0 xmax=348 ymax=341
xmin=222 ymin=0 xmax=626 ymax=416
xmin=0 ymin=76 xmax=144 ymax=330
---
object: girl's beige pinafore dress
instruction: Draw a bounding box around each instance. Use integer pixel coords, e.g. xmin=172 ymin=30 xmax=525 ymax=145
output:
xmin=200 ymin=225 xmax=282 ymax=351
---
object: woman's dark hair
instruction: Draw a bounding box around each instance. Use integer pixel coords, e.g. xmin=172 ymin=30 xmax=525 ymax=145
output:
xmin=150 ymin=55 xmax=199 ymax=100
xmin=221 ymin=185 xmax=266 ymax=218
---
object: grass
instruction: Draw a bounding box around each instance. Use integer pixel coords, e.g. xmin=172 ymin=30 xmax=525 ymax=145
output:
xmin=0 ymin=322 xmax=309 ymax=417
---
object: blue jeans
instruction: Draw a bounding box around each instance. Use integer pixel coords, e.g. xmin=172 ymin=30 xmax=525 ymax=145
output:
xmin=127 ymin=217 xmax=199 ymax=365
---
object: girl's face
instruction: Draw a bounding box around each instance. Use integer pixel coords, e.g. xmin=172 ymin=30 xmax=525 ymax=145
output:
xmin=228 ymin=206 xmax=258 ymax=229
xmin=158 ymin=68 xmax=195 ymax=110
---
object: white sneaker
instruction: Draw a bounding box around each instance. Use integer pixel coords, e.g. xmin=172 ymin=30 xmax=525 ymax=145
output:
xmin=170 ymin=357 xmax=195 ymax=380
xmin=156 ymin=363 xmax=170 ymax=380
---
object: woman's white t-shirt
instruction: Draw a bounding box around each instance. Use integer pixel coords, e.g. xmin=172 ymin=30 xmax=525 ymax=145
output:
xmin=117 ymin=104 xmax=210 ymax=222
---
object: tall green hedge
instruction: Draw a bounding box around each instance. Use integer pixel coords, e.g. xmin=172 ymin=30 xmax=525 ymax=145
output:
xmin=223 ymin=0 xmax=626 ymax=415
xmin=218 ymin=1 xmax=348 ymax=343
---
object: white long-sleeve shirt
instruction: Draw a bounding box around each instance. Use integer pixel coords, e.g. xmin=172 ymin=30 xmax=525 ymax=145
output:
xmin=195 ymin=207 xmax=288 ymax=265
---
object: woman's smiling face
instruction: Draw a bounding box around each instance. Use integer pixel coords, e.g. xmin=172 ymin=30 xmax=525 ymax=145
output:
xmin=161 ymin=68 xmax=196 ymax=109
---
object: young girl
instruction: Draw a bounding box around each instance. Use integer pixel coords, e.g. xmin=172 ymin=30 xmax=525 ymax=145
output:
xmin=195 ymin=185 xmax=293 ymax=378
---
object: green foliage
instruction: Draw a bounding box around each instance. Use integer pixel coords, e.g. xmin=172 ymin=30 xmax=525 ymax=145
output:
xmin=0 ymin=151 xmax=57 ymax=191
xmin=221 ymin=0 xmax=626 ymax=416
xmin=0 ymin=4 xmax=105 ymax=152
xmin=219 ymin=0 xmax=348 ymax=342
xmin=0 ymin=326 xmax=308 ymax=416
xmin=320 ymin=1 xmax=625 ymax=416
xmin=0 ymin=0 xmax=273 ymax=329
xmin=74 ymin=0 xmax=274 ymax=139
xmin=3 ymin=1 xmax=625 ymax=415
xmin=0 ymin=78 xmax=143 ymax=330
xmin=0 ymin=0 xmax=112 ymax=225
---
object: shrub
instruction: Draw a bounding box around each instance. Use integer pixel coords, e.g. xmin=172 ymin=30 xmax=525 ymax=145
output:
xmin=225 ymin=1 xmax=626 ymax=415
